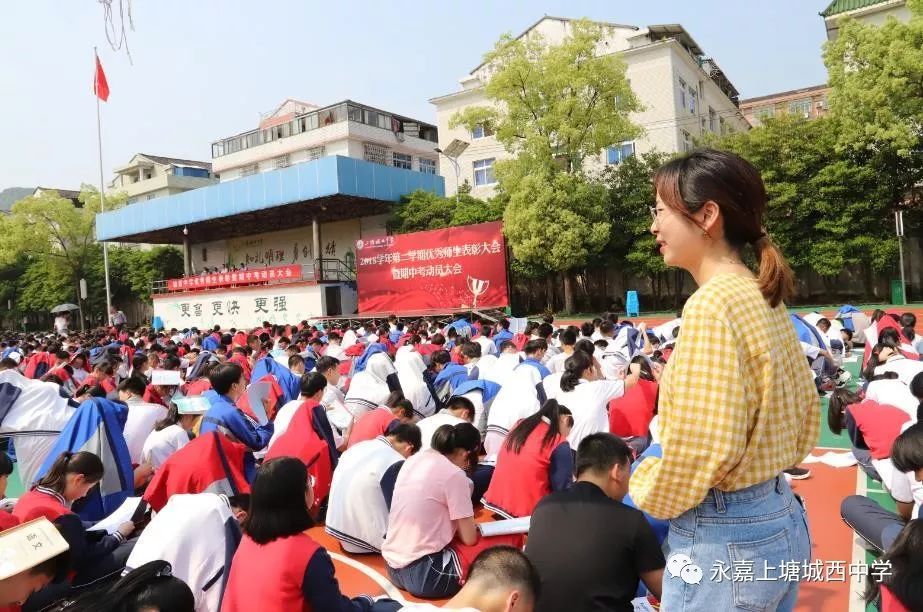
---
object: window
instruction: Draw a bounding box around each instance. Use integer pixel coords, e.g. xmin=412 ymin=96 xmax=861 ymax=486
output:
xmin=306 ymin=146 xmax=325 ymax=161
xmin=709 ymin=107 xmax=717 ymax=132
xmin=392 ymin=152 xmax=412 ymax=170
xmin=365 ymin=109 xmax=380 ymax=127
xmin=201 ymin=248 xmax=208 ymax=262
xmin=471 ymin=124 xmax=494 ymax=139
xmin=701 ymin=117 xmax=707 ymax=133
xmin=755 ymin=106 xmax=774 ymax=121
xmin=473 ymin=158 xmax=496 ymax=186
xmin=719 ymin=117 xmax=727 ymax=135
xmin=240 ymin=164 xmax=258 ymax=177
xmin=681 ymin=130 xmax=692 ymax=153
xmin=788 ymin=98 xmax=812 ymax=117
xmin=146 ymin=194 xmax=156 ymax=201
xmin=689 ymin=89 xmax=698 ymax=115
xmin=606 ymin=142 xmax=635 ymax=165
xmin=418 ymin=158 xmax=437 ymax=175
xmin=348 ymin=105 xmax=363 ymax=122
xmin=364 ymin=143 xmax=389 ymax=165
xmin=678 ymin=77 xmax=687 ymax=111
xmin=273 ymin=155 xmax=290 ymax=169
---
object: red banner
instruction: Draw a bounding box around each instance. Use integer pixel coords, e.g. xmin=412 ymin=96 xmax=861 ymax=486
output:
xmin=356 ymin=221 xmax=509 ymax=313
xmin=167 ymin=264 xmax=302 ymax=292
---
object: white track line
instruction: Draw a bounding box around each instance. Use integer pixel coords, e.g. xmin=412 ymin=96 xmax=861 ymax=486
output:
xmin=329 ymin=551 xmax=408 ymax=604
xmin=848 ymin=467 xmax=868 ymax=612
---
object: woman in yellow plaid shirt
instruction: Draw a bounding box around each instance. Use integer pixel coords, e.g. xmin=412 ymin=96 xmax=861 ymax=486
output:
xmin=629 ymin=149 xmax=819 ymax=611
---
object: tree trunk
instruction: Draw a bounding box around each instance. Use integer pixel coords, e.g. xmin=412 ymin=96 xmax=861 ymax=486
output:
xmin=545 ymin=275 xmax=555 ymax=312
xmin=563 ymin=272 xmax=575 ymax=314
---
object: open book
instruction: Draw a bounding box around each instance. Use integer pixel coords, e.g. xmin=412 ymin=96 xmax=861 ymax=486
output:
xmin=0 ymin=517 xmax=69 ymax=580
xmin=89 ymin=497 xmax=147 ymax=534
xmin=478 ymin=516 xmax=530 ymax=537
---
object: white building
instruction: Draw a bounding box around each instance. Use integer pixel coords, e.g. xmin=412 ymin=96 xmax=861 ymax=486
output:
xmin=821 ymin=0 xmax=910 ymax=40
xmin=110 ymin=154 xmax=216 ymax=204
xmin=429 ymin=17 xmax=750 ymax=197
xmin=211 ymin=98 xmax=440 ymax=182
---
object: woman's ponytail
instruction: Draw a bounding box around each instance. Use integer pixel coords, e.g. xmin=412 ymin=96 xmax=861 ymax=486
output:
xmin=753 ymin=234 xmax=795 ymax=308
xmin=431 ymin=423 xmax=480 ymax=457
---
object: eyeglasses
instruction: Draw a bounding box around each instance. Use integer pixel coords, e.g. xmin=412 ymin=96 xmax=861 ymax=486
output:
xmin=649 ymin=206 xmax=659 ymax=221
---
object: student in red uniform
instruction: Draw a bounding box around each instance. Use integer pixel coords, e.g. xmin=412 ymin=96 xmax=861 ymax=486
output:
xmin=828 ymin=387 xmax=911 ymax=481
xmin=347 ymin=395 xmax=415 ymax=448
xmin=0 ymin=453 xmax=18 ymax=531
xmin=221 ymin=457 xmax=387 ymax=612
xmin=14 ymin=452 xmax=136 ymax=593
xmin=75 ymin=359 xmax=116 ymax=397
xmin=482 ymin=399 xmax=574 ymax=519
xmin=608 ymin=356 xmax=660 ymax=457
xmin=864 ymin=520 xmax=923 ymax=612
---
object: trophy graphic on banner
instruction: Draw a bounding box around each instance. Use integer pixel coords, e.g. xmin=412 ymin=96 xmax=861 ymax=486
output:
xmin=467 ymin=276 xmax=489 ymax=308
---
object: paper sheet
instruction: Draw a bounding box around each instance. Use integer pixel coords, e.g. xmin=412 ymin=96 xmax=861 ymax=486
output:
xmin=150 ymin=369 xmax=182 ymax=386
xmin=173 ymin=396 xmax=211 ymax=415
xmin=802 ymin=451 xmax=857 ymax=468
xmin=89 ymin=497 xmax=142 ymax=534
xmin=478 ymin=516 xmax=531 ymax=537
xmin=246 ymin=381 xmax=272 ymax=426
xmin=632 ymin=597 xmax=657 ymax=612
xmin=508 ymin=317 xmax=528 ymax=334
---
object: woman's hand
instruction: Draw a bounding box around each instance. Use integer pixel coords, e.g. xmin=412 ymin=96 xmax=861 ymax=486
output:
xmin=117 ymin=522 xmax=135 ymax=539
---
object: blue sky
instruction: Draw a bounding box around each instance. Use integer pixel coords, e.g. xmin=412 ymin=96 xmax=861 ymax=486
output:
xmin=0 ymin=1 xmax=830 ymax=190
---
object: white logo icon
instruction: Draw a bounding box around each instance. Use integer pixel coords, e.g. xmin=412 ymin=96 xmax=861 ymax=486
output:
xmin=667 ymin=553 xmax=703 ymax=585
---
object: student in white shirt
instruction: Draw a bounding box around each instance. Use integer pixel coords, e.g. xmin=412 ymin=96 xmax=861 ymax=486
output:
xmin=474 ymin=328 xmax=498 ymax=357
xmin=546 ymin=328 xmax=577 ymax=374
xmin=314 ymin=355 xmax=349 ymax=433
xmin=866 ymin=373 xmax=920 ymax=419
xmin=325 ymin=424 xmax=421 ymax=554
xmin=140 ymin=402 xmax=201 ymax=470
xmin=875 ymin=344 xmax=923 ymax=386
xmin=267 ymin=370 xmax=330 ymax=450
xmin=417 ymin=396 xmax=476 ymax=451
xmin=556 ymin=350 xmax=637 ymax=450
xmin=118 ymin=376 xmax=168 ymax=465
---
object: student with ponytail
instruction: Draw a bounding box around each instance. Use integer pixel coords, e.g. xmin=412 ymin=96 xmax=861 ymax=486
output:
xmin=46 ymin=560 xmax=195 ymax=612
xmin=827 ymin=387 xmax=910 ymax=481
xmin=557 ymin=350 xmax=632 ymax=450
xmin=383 ymin=422 xmax=523 ymax=599
xmin=630 ymin=149 xmax=819 ymax=610
xmin=14 ymin=451 xmax=136 ymax=593
xmin=483 ymin=399 xmax=575 ymax=518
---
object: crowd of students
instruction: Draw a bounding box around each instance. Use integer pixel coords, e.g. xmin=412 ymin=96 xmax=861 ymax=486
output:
xmin=0 ymin=148 xmax=922 ymax=611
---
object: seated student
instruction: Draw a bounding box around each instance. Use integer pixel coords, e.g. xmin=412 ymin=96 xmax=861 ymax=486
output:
xmin=526 ymin=433 xmax=664 ymax=612
xmin=348 ymin=395 xmax=415 ymax=448
xmin=201 ymin=363 xmax=274 ymax=482
xmin=140 ymin=400 xmax=200 ymax=471
xmin=608 ymin=355 xmax=659 ymax=457
xmin=288 ymin=353 xmax=306 ymax=377
xmin=557 ymin=351 xmax=635 ymax=451
xmin=222 ymin=457 xmax=387 ymax=611
xmin=865 ymin=367 xmax=919 ymax=419
xmin=14 ymin=452 xmax=136 ymax=590
xmin=482 ymin=400 xmax=574 ymax=519
xmin=345 ymin=351 xmax=399 ymax=421
xmin=876 ymin=341 xmax=923 ymax=386
xmin=47 ymin=560 xmax=195 ymax=612
xmin=0 ymin=523 xmax=70 ymax=608
xmin=396 ymin=546 xmax=541 ymax=612
xmin=842 ymin=423 xmax=923 ymax=553
xmin=863 ymin=519 xmax=923 ymax=612
xmin=0 ymin=452 xmax=19 ymax=531
xmin=545 ymin=328 xmax=576 ymax=374
xmin=493 ymin=319 xmax=514 ymax=350
xmin=828 ymin=387 xmax=911 ymax=481
xmin=117 ymin=376 xmax=168 ymax=467
xmin=126 ymin=493 xmax=249 ymax=612
xmin=417 ymin=396 xmax=477 ymax=451
xmin=326 ymin=424 xmax=421 ymax=554
xmin=269 ymin=371 xmax=335 ymax=449
xmin=383 ymin=423 xmax=523 ymax=599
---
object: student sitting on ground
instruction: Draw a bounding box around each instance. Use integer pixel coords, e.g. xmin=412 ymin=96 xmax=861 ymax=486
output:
xmin=47 ymin=560 xmax=194 ymax=612
xmin=222 ymin=457 xmax=388 ymax=611
xmin=0 ymin=521 xmax=70 ymax=608
xmin=557 ymin=351 xmax=635 ymax=450
xmin=828 ymin=387 xmax=911 ymax=482
xmin=348 ymin=394 xmax=415 ymax=448
xmin=482 ymin=399 xmax=574 ymax=519
xmin=416 ymin=396 xmax=476 ymax=451
xmin=863 ymin=519 xmax=923 ymax=612
xmin=326 ymin=424 xmax=421 ymax=554
xmin=396 ymin=546 xmax=541 ymax=612
xmin=140 ymin=400 xmax=201 ymax=471
xmin=526 ymin=433 xmax=664 ymax=612
xmin=382 ymin=423 xmax=523 ymax=599
xmin=842 ymin=422 xmax=923 ymax=553
xmin=118 ymin=376 xmax=168 ymax=467
xmin=14 ymin=451 xmax=136 ymax=607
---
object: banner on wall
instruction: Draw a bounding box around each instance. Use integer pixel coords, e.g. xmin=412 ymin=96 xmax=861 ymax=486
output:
xmin=356 ymin=221 xmax=509 ymax=313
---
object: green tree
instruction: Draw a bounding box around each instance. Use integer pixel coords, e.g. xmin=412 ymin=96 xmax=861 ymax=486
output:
xmin=388 ymin=190 xmax=506 ymax=233
xmin=715 ymin=114 xmax=899 ymax=297
xmin=105 ymin=245 xmax=184 ymax=303
xmin=503 ymin=171 xmax=610 ymax=311
xmin=0 ymin=187 xmax=126 ymax=324
xmin=450 ymin=19 xmax=641 ymax=312
xmin=599 ymin=151 xmax=684 ymax=308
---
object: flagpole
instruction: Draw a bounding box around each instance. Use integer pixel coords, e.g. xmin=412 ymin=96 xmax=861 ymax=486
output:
xmin=94 ymin=46 xmax=113 ymax=325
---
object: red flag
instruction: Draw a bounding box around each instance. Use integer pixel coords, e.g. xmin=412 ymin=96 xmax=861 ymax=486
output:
xmin=94 ymin=55 xmax=110 ymax=102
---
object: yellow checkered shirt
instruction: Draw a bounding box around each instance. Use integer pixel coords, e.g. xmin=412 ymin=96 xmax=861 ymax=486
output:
xmin=629 ymin=273 xmax=820 ymax=520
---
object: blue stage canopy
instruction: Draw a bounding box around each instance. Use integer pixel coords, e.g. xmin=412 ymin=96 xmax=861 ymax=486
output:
xmin=96 ymin=155 xmax=444 ymax=243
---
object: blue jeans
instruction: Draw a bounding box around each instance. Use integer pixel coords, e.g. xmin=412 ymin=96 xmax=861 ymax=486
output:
xmin=662 ymin=475 xmax=811 ymax=612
